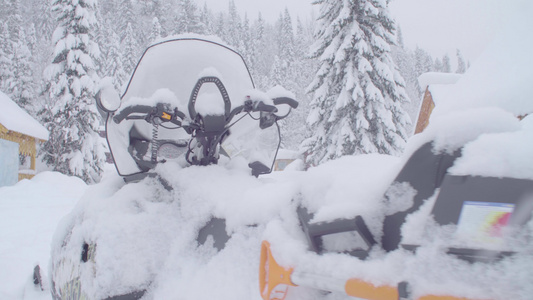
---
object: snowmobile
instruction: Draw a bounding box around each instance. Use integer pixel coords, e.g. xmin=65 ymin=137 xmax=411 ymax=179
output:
xmin=259 ymin=120 xmax=533 ymax=300
xmin=46 ymin=36 xmax=298 ymax=300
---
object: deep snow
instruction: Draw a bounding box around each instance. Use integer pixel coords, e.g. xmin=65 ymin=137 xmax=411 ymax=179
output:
xmin=2 ymin=112 xmax=533 ymax=299
xmin=0 ymin=172 xmax=87 ymax=299
xmin=0 ymin=154 xmax=402 ymax=300
xmin=2 ymin=3 xmax=533 ymax=299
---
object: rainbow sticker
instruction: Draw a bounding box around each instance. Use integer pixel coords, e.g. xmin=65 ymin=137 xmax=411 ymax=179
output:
xmin=456 ymin=201 xmax=515 ymax=247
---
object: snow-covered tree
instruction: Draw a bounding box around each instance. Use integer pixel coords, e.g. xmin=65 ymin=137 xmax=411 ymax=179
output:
xmin=101 ymin=26 xmax=128 ymax=90
xmin=174 ymin=0 xmax=203 ymax=34
xmin=456 ymin=49 xmax=466 ymax=74
xmin=434 ymin=57 xmax=443 ymax=72
xmin=11 ymin=30 xmax=36 ymax=113
xmin=224 ymin=0 xmax=242 ymax=48
xmin=0 ymin=23 xmax=14 ymax=94
xmin=150 ymin=17 xmax=162 ymax=43
xmin=122 ymin=22 xmax=140 ymax=77
xmin=442 ymin=53 xmax=451 ymax=73
xmin=6 ymin=0 xmax=23 ymax=43
xmin=302 ymin=0 xmax=411 ymax=166
xmin=414 ymin=46 xmax=433 ymax=77
xmin=42 ymin=0 xmax=106 ymax=183
xmin=199 ymin=3 xmax=212 ymax=35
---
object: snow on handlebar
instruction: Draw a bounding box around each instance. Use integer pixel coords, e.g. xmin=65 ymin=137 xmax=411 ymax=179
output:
xmin=113 ymin=104 xmax=185 ymax=126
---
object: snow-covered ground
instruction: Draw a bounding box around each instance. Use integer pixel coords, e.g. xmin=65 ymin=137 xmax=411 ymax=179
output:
xmin=0 ymin=172 xmax=87 ymax=299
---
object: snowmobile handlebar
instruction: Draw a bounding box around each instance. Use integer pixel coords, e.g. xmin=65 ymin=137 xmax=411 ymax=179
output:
xmin=113 ymin=104 xmax=186 ymax=126
xmin=273 ymin=97 xmax=299 ymax=109
xmin=111 ymin=93 xmax=297 ymax=138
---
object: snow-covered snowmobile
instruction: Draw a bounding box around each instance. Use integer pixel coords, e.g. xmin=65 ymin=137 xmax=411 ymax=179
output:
xmin=259 ymin=115 xmax=533 ymax=300
xmin=48 ymin=36 xmax=298 ymax=300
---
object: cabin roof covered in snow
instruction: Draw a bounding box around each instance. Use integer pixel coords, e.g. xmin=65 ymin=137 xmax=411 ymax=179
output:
xmin=0 ymin=91 xmax=49 ymax=140
xmin=418 ymin=72 xmax=462 ymax=90
xmin=430 ymin=5 xmax=533 ymax=118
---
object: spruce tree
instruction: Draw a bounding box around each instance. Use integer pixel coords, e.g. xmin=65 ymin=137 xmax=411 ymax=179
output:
xmin=442 ymin=53 xmax=451 ymax=73
xmin=199 ymin=3 xmax=212 ymax=35
xmin=122 ymin=22 xmax=140 ymax=77
xmin=11 ymin=30 xmax=36 ymax=113
xmin=0 ymin=23 xmax=13 ymax=94
xmin=175 ymin=0 xmax=203 ymax=34
xmin=302 ymin=0 xmax=411 ymax=166
xmin=42 ymin=0 xmax=106 ymax=183
xmin=101 ymin=26 xmax=127 ymax=90
xmin=456 ymin=49 xmax=466 ymax=74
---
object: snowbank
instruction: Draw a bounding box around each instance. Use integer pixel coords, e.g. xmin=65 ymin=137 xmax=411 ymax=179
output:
xmin=0 ymin=172 xmax=86 ymax=299
xmin=417 ymin=72 xmax=462 ymax=90
xmin=430 ymin=2 xmax=533 ymax=118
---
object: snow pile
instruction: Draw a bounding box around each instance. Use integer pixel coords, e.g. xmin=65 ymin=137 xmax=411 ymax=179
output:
xmin=0 ymin=172 xmax=86 ymax=299
xmin=450 ymin=114 xmax=533 ymax=179
xmin=430 ymin=2 xmax=533 ymax=118
xmin=417 ymin=72 xmax=462 ymax=90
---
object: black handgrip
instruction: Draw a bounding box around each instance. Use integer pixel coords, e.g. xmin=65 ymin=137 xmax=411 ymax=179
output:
xmin=125 ymin=115 xmax=147 ymax=120
xmin=254 ymin=101 xmax=278 ymax=113
xmin=273 ymin=97 xmax=299 ymax=109
xmin=113 ymin=105 xmax=153 ymax=123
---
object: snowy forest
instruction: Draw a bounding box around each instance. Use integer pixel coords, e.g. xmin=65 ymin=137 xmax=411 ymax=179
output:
xmin=0 ymin=0 xmax=469 ymax=183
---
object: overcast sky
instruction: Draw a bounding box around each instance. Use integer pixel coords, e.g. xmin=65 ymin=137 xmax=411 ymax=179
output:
xmin=199 ymin=0 xmax=521 ymax=63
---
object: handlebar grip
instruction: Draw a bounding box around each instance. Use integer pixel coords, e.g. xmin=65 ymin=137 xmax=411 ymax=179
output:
xmin=113 ymin=105 xmax=153 ymax=123
xmin=255 ymin=101 xmax=278 ymax=113
xmin=273 ymin=97 xmax=299 ymax=109
xmin=125 ymin=115 xmax=147 ymax=120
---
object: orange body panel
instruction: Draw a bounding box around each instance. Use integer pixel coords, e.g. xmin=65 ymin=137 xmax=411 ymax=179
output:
xmin=344 ymin=279 xmax=398 ymax=300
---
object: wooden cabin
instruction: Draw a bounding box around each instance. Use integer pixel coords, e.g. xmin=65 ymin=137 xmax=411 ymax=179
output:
xmin=274 ymin=149 xmax=300 ymax=171
xmin=414 ymin=72 xmax=462 ymax=134
xmin=0 ymin=91 xmax=49 ymax=183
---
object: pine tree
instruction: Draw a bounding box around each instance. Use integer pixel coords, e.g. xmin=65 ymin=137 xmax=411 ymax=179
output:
xmin=122 ymin=22 xmax=140 ymax=77
xmin=434 ymin=57 xmax=443 ymax=72
xmin=456 ymin=49 xmax=466 ymax=74
xmin=224 ymin=0 xmax=242 ymax=48
xmin=174 ymin=0 xmax=203 ymax=34
xmin=42 ymin=0 xmax=106 ymax=183
xmin=251 ymin=13 xmax=273 ymax=89
xmin=442 ymin=53 xmax=451 ymax=73
xmin=414 ymin=46 xmax=434 ymax=76
xmin=270 ymin=9 xmax=295 ymax=88
xmin=0 ymin=23 xmax=14 ymax=94
xmin=302 ymin=0 xmax=411 ymax=166
xmin=101 ymin=26 xmax=128 ymax=90
xmin=11 ymin=30 xmax=36 ymax=113
xmin=199 ymin=3 xmax=212 ymax=34
xmin=6 ymin=0 xmax=23 ymax=43
xmin=150 ymin=17 xmax=162 ymax=43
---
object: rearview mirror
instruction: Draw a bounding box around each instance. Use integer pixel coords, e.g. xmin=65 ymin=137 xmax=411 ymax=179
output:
xmin=95 ymin=78 xmax=121 ymax=113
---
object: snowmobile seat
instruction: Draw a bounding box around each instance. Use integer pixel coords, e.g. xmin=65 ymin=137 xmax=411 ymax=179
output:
xmin=381 ymin=142 xmax=461 ymax=252
xmin=296 ymin=142 xmax=461 ymax=258
xmin=402 ymin=175 xmax=533 ymax=263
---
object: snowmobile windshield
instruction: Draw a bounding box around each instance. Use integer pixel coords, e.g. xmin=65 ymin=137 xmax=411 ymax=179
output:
xmin=107 ymin=37 xmax=259 ymax=176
